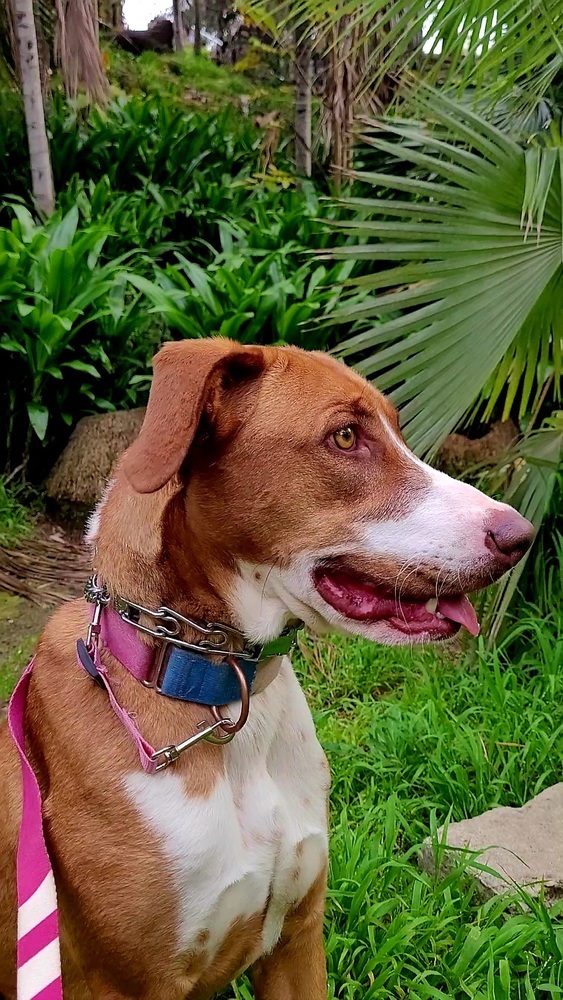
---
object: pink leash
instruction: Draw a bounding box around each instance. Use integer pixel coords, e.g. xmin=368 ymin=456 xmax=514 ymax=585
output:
xmin=8 ymin=662 xmax=63 ymax=1000
xmin=6 ymin=620 xmax=157 ymax=1000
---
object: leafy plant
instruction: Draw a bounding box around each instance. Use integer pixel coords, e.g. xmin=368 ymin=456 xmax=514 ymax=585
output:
xmin=332 ymin=92 xmax=561 ymax=448
xmin=48 ymin=94 xmax=266 ymax=195
xmin=244 ymin=0 xmax=562 ymax=136
xmin=0 ymin=204 xmax=161 ymax=475
xmin=127 ymin=198 xmax=366 ymax=350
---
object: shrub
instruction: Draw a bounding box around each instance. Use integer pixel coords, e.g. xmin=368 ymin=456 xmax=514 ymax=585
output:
xmin=136 ymin=245 xmax=360 ymax=350
xmin=0 ymin=204 xmax=162 ymax=476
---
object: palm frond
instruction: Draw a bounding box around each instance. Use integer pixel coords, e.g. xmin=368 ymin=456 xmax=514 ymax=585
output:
xmin=484 ymin=416 xmax=563 ymax=641
xmin=243 ymin=0 xmax=562 ymax=128
xmin=329 ymin=89 xmax=563 ymax=457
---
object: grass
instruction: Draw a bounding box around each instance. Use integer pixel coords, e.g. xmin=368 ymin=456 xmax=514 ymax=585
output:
xmin=0 ymin=633 xmax=36 ymax=701
xmin=224 ymin=605 xmax=563 ymax=999
xmin=0 ymin=540 xmax=561 ymax=996
xmin=0 ymin=478 xmax=38 ymax=548
xmin=105 ymin=48 xmax=294 ymax=119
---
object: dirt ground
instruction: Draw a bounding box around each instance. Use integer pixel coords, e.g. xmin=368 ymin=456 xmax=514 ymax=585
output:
xmin=0 ymin=515 xmax=90 ymax=714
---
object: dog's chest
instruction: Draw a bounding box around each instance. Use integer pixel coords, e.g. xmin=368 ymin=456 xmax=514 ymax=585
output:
xmin=124 ymin=660 xmax=329 ymax=962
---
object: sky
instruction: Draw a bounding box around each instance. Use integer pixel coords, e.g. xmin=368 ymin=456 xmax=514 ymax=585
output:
xmin=123 ymin=0 xmax=167 ymax=29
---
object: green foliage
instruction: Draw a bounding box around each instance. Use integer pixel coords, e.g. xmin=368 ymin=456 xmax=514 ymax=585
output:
xmin=135 ymin=214 xmax=361 ymax=348
xmin=313 ymin=603 xmax=563 ymax=998
xmin=0 ymin=203 xmax=162 ymax=472
xmin=243 ymin=0 xmax=562 ymax=129
xmin=0 ymin=93 xmax=362 ymax=474
xmin=49 ymin=94 xmax=265 ymax=194
xmin=0 ymin=479 xmax=37 ymax=547
xmin=332 ymin=90 xmax=562 ymax=454
xmin=49 ymin=96 xmax=328 ymax=267
xmin=105 ymin=47 xmax=291 ymax=117
xmin=0 ymin=91 xmax=27 ymax=204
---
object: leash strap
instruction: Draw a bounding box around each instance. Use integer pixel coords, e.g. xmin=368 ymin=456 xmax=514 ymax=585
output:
xmin=76 ymin=639 xmax=158 ymax=775
xmin=8 ymin=661 xmax=63 ymax=1000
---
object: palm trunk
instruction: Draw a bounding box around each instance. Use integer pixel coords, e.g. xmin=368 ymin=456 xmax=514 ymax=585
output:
xmin=173 ymin=0 xmax=184 ymax=51
xmin=193 ymin=0 xmax=202 ymax=56
xmin=54 ymin=0 xmax=109 ymax=104
xmin=294 ymin=31 xmax=312 ymax=176
xmin=13 ymin=0 xmax=55 ymax=216
xmin=326 ymin=20 xmax=354 ymax=190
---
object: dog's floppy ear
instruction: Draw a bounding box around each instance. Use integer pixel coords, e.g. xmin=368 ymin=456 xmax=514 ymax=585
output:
xmin=122 ymin=338 xmax=264 ymax=494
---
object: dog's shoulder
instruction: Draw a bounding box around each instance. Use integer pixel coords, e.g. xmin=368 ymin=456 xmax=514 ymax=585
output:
xmin=35 ymin=599 xmax=90 ymax=673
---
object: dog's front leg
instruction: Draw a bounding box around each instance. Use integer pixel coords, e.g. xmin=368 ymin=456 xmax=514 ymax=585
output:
xmin=252 ymin=873 xmax=327 ymax=1000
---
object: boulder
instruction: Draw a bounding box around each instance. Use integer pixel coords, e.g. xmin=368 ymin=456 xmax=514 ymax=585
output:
xmin=438 ymin=420 xmax=518 ymax=477
xmin=46 ymin=408 xmax=145 ymax=506
xmin=420 ymin=784 xmax=563 ymax=903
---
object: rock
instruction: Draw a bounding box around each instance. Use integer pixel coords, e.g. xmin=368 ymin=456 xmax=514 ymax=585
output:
xmin=420 ymin=784 xmax=563 ymax=903
xmin=438 ymin=420 xmax=518 ymax=477
xmin=46 ymin=408 xmax=145 ymax=506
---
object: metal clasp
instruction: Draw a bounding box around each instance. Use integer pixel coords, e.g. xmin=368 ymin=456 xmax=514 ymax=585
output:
xmin=84 ymin=576 xmax=110 ymax=651
xmin=149 ymin=656 xmax=251 ymax=770
xmin=151 ymin=718 xmax=235 ymax=771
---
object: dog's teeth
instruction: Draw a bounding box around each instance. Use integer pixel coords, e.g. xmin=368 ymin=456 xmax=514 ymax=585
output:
xmin=425 ymin=598 xmax=438 ymax=613
xmin=436 ymin=612 xmax=445 ymax=619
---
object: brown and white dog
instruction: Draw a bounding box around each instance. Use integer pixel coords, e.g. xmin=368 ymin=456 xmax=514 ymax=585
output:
xmin=0 ymin=339 xmax=533 ymax=1000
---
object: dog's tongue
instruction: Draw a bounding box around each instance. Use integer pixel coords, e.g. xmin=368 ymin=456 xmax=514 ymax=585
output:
xmin=437 ymin=595 xmax=480 ymax=637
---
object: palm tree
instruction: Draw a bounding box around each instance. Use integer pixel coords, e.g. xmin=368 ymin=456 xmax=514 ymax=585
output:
xmin=294 ymin=29 xmax=312 ymax=175
xmin=173 ymin=0 xmax=185 ymax=50
xmin=11 ymin=0 xmax=55 ymax=215
xmin=244 ymin=0 xmax=562 ymax=173
xmin=193 ymin=0 xmax=202 ymax=55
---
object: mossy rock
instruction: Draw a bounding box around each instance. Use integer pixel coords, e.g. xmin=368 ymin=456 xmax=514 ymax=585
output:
xmin=438 ymin=420 xmax=518 ymax=477
xmin=46 ymin=408 xmax=145 ymax=507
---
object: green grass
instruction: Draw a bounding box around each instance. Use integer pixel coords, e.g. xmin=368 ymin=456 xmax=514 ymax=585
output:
xmin=106 ymin=48 xmax=293 ymax=118
xmin=0 ymin=478 xmax=38 ymax=547
xmin=225 ymin=606 xmax=563 ymax=999
xmin=0 ymin=633 xmax=36 ymax=701
xmin=1 ymin=577 xmax=561 ymax=997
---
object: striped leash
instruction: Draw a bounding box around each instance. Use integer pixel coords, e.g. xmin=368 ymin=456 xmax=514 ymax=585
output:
xmin=8 ymin=660 xmax=63 ymax=1000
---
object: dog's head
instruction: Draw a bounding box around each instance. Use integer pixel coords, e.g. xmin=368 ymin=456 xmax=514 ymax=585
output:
xmin=94 ymin=338 xmax=533 ymax=647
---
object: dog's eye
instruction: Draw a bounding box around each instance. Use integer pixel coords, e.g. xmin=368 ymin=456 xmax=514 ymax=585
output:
xmin=332 ymin=426 xmax=357 ymax=451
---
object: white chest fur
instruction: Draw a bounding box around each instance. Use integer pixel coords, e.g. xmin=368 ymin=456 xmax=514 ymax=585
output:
xmin=124 ymin=658 xmax=329 ymax=963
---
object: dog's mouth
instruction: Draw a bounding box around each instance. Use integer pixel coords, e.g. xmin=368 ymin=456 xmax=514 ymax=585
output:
xmin=313 ymin=566 xmax=480 ymax=640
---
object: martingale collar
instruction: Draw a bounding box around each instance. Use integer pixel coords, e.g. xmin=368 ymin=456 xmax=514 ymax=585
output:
xmin=84 ymin=577 xmax=301 ymax=707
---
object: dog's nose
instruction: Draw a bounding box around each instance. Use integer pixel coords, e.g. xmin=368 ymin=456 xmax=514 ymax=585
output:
xmin=484 ymin=509 xmax=535 ymax=567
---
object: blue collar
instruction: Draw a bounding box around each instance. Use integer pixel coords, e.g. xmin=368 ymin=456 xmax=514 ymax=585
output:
xmin=158 ymin=647 xmax=257 ymax=705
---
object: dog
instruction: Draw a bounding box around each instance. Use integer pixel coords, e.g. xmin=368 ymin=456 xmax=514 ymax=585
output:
xmin=0 ymin=339 xmax=533 ymax=1000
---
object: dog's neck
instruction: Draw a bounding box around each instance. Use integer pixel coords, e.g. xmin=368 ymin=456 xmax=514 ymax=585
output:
xmin=91 ymin=476 xmax=244 ymax=649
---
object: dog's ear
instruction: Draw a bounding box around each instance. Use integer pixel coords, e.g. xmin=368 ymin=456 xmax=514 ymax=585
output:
xmin=122 ymin=339 xmax=265 ymax=494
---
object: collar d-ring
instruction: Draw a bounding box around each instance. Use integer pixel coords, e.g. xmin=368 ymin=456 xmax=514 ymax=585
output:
xmin=209 ymin=656 xmax=250 ymax=738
